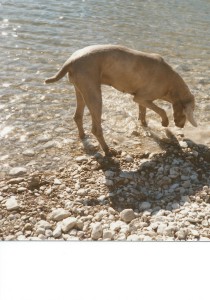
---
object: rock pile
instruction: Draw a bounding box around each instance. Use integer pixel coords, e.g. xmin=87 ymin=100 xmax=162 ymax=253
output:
xmin=1 ymin=134 xmax=210 ymax=241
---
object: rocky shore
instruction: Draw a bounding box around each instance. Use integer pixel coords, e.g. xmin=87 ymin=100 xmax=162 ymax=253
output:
xmin=1 ymin=128 xmax=210 ymax=241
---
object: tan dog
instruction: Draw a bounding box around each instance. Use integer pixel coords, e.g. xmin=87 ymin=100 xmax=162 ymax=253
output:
xmin=45 ymin=44 xmax=197 ymax=156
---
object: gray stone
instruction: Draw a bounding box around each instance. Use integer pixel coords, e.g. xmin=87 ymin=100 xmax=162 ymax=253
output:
xmin=139 ymin=201 xmax=151 ymax=210
xmin=36 ymin=220 xmax=52 ymax=230
xmin=75 ymin=156 xmax=89 ymax=163
xmin=49 ymin=208 xmax=71 ymax=221
xmin=5 ymin=196 xmax=20 ymax=211
xmin=61 ymin=217 xmax=77 ymax=233
xmin=9 ymin=167 xmax=27 ymax=176
xmin=171 ymin=203 xmax=180 ymax=210
xmin=91 ymin=222 xmax=103 ymax=240
xmin=120 ymin=209 xmax=136 ymax=223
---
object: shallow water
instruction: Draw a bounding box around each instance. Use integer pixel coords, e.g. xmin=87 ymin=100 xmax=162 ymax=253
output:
xmin=0 ymin=0 xmax=210 ymax=176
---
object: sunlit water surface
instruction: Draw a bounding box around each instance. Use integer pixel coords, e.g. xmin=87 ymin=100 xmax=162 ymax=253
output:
xmin=0 ymin=0 xmax=210 ymax=175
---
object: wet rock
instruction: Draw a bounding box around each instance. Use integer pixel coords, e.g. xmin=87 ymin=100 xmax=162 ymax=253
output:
xmin=9 ymin=167 xmax=27 ymax=176
xmin=139 ymin=202 xmax=151 ymax=210
xmin=5 ymin=196 xmax=20 ymax=211
xmin=120 ymin=209 xmax=136 ymax=223
xmin=48 ymin=208 xmax=71 ymax=222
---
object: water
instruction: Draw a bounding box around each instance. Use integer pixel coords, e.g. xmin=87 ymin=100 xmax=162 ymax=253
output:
xmin=1 ymin=0 xmax=210 ymax=176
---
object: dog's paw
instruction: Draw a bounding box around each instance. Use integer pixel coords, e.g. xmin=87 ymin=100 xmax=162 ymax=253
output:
xmin=161 ymin=119 xmax=169 ymax=127
xmin=105 ymin=148 xmax=121 ymax=157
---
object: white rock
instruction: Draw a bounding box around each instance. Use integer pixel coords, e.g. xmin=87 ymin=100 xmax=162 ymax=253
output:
xmin=61 ymin=217 xmax=77 ymax=233
xmin=54 ymin=178 xmax=62 ymax=185
xmin=67 ymin=236 xmax=80 ymax=241
xmin=191 ymin=230 xmax=199 ymax=237
xmin=53 ymin=224 xmax=62 ymax=238
xmin=179 ymin=141 xmax=188 ymax=148
xmin=49 ymin=208 xmax=71 ymax=221
xmin=127 ymin=234 xmax=140 ymax=241
xmin=9 ymin=167 xmax=27 ymax=176
xmin=36 ymin=220 xmax=52 ymax=230
xmin=120 ymin=209 xmax=136 ymax=223
xmin=163 ymin=225 xmax=176 ymax=237
xmin=75 ymin=156 xmax=89 ymax=163
xmin=143 ymin=236 xmax=153 ymax=241
xmin=103 ymin=230 xmax=114 ymax=240
xmin=120 ymin=224 xmax=130 ymax=235
xmin=157 ymin=224 xmax=168 ymax=235
xmin=139 ymin=201 xmax=151 ymax=210
xmin=110 ymin=220 xmax=126 ymax=231
xmin=91 ymin=222 xmax=103 ymax=240
xmin=199 ymin=237 xmax=210 ymax=241
xmin=125 ymin=155 xmax=134 ymax=162
xmin=116 ymin=233 xmax=127 ymax=241
xmin=5 ymin=196 xmax=20 ymax=211
xmin=77 ymin=188 xmax=87 ymax=196
xmin=45 ymin=229 xmax=53 ymax=237
xmin=75 ymin=220 xmax=84 ymax=230
xmin=22 ymin=149 xmax=35 ymax=157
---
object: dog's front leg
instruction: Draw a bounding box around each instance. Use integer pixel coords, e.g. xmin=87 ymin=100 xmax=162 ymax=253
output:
xmin=135 ymin=97 xmax=169 ymax=127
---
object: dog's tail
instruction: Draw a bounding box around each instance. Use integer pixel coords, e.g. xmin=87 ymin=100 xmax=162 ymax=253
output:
xmin=45 ymin=63 xmax=70 ymax=84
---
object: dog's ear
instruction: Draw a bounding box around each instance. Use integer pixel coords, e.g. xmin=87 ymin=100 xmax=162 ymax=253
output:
xmin=183 ymin=103 xmax=197 ymax=127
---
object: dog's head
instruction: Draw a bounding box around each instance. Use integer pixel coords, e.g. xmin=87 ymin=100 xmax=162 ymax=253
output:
xmin=173 ymin=96 xmax=197 ymax=128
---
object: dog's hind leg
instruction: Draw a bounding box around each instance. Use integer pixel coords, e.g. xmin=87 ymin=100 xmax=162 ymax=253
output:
xmin=73 ymin=87 xmax=86 ymax=139
xmin=76 ymin=81 xmax=117 ymax=156
xmin=138 ymin=105 xmax=147 ymax=126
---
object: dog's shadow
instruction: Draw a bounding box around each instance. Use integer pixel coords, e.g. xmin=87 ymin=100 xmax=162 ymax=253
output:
xmin=87 ymin=128 xmax=210 ymax=214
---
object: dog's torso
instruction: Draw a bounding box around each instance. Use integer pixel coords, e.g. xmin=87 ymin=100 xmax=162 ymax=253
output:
xmin=68 ymin=45 xmax=187 ymax=102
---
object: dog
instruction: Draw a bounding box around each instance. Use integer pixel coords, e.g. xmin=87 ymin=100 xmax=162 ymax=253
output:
xmin=45 ymin=44 xmax=197 ymax=156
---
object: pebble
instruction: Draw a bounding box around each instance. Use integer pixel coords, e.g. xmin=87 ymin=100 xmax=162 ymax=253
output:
xmin=53 ymin=224 xmax=62 ymax=238
xmin=139 ymin=202 xmax=151 ymax=210
xmin=9 ymin=167 xmax=27 ymax=176
xmin=120 ymin=209 xmax=136 ymax=223
xmin=103 ymin=229 xmax=114 ymax=240
xmin=75 ymin=156 xmax=89 ymax=163
xmin=48 ymin=208 xmax=71 ymax=221
xmin=127 ymin=234 xmax=140 ymax=241
xmin=91 ymin=222 xmax=103 ymax=240
xmin=61 ymin=217 xmax=77 ymax=233
xmin=5 ymin=196 xmax=20 ymax=211
xmin=36 ymin=220 xmax=52 ymax=230
xmin=22 ymin=149 xmax=35 ymax=157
